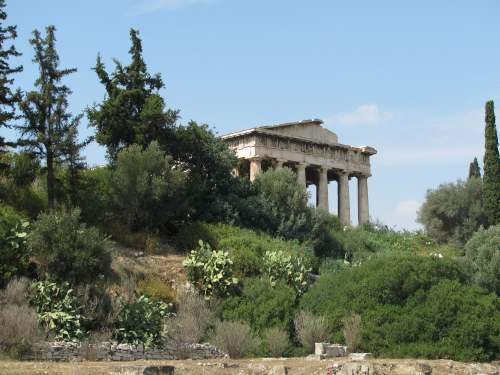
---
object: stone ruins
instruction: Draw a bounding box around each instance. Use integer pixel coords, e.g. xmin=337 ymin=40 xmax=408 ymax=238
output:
xmin=222 ymin=119 xmax=377 ymax=226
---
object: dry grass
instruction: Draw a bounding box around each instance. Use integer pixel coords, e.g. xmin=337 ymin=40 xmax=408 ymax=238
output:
xmin=0 ymin=278 xmax=45 ymax=359
xmin=294 ymin=311 xmax=330 ymax=354
xmin=212 ymin=321 xmax=259 ymax=359
xmin=342 ymin=313 xmax=363 ymax=352
xmin=263 ymin=327 xmax=289 ymax=357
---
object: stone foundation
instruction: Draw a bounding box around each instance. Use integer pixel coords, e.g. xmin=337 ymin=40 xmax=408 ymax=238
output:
xmin=24 ymin=342 xmax=227 ymax=362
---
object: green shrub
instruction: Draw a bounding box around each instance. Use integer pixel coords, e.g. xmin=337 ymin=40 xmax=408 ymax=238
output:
xmin=110 ymin=142 xmax=186 ymax=231
xmin=113 ymin=294 xmax=171 ymax=348
xmin=29 ymin=208 xmax=112 ymax=285
xmin=252 ymin=168 xmax=311 ymax=240
xmin=0 ymin=205 xmax=30 ymax=288
xmin=177 ymin=222 xmax=317 ymax=278
xmin=418 ymin=178 xmax=486 ymax=244
xmin=301 ymin=255 xmax=499 ymax=361
xmin=183 ymin=240 xmax=238 ymax=298
xmin=263 ymin=250 xmax=311 ymax=296
xmin=221 ymin=278 xmax=296 ymax=335
xmin=464 ymin=224 xmax=500 ymax=294
xmin=31 ymin=280 xmax=86 ymax=341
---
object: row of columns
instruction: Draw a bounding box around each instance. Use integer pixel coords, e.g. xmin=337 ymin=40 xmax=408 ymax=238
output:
xmin=248 ymin=157 xmax=369 ymax=226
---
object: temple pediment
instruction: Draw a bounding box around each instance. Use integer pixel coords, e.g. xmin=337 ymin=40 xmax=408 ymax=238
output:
xmin=260 ymin=119 xmax=339 ymax=144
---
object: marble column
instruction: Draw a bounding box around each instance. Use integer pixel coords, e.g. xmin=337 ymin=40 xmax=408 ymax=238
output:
xmin=249 ymin=158 xmax=262 ymax=182
xmin=357 ymin=175 xmax=369 ymax=225
xmin=274 ymin=160 xmax=285 ymax=170
xmin=338 ymin=172 xmax=351 ymax=226
xmin=296 ymin=163 xmax=306 ymax=188
xmin=317 ymin=167 xmax=329 ymax=211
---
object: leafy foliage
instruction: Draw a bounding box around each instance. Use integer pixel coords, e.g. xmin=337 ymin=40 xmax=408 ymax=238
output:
xmin=29 ymin=208 xmax=112 ymax=285
xmin=176 ymin=222 xmax=317 ymax=278
xmin=0 ymin=205 xmax=30 ymax=288
xmin=301 ymin=255 xmax=499 ymax=361
xmin=251 ymin=168 xmax=311 ymax=240
xmin=31 ymin=280 xmax=85 ymax=341
xmin=183 ymin=240 xmax=238 ymax=298
xmin=483 ymin=100 xmax=500 ymax=226
xmin=464 ymin=224 xmax=500 ymax=295
xmin=113 ymin=294 xmax=171 ymax=348
xmin=109 ymin=142 xmax=185 ymax=231
xmin=221 ymin=278 xmax=296 ymax=335
xmin=418 ymin=178 xmax=486 ymax=244
xmin=263 ymin=250 xmax=311 ymax=296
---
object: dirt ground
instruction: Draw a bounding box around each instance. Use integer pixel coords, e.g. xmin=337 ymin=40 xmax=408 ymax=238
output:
xmin=0 ymin=358 xmax=499 ymax=375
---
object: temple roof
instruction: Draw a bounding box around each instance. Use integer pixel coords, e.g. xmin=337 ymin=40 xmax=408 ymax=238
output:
xmin=222 ymin=119 xmax=377 ymax=155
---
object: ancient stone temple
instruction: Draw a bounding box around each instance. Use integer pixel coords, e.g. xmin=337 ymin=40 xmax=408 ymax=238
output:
xmin=221 ymin=119 xmax=377 ymax=226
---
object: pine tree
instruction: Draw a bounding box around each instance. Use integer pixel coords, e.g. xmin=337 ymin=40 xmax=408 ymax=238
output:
xmin=17 ymin=26 xmax=78 ymax=209
xmin=468 ymin=157 xmax=481 ymax=179
xmin=483 ymin=100 xmax=500 ymax=226
xmin=0 ymin=0 xmax=22 ymax=169
xmin=88 ymin=29 xmax=178 ymax=160
xmin=61 ymin=114 xmax=92 ymax=206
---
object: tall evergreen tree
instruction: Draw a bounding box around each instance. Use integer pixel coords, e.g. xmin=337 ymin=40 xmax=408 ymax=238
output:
xmin=61 ymin=114 xmax=92 ymax=206
xmin=0 ymin=0 xmax=22 ymax=169
xmin=17 ymin=26 xmax=78 ymax=209
xmin=468 ymin=157 xmax=481 ymax=179
xmin=88 ymin=28 xmax=178 ymax=160
xmin=483 ymin=100 xmax=500 ymax=226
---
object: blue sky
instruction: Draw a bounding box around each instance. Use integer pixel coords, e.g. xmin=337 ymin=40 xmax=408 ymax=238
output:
xmin=5 ymin=0 xmax=500 ymax=229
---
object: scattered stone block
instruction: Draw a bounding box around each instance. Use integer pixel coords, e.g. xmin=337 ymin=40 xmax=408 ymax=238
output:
xmin=415 ymin=362 xmax=432 ymax=375
xmin=314 ymin=342 xmax=348 ymax=358
xmin=348 ymin=352 xmax=373 ymax=360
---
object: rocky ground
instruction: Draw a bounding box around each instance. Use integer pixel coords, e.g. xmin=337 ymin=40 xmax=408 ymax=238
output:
xmin=0 ymin=358 xmax=499 ymax=375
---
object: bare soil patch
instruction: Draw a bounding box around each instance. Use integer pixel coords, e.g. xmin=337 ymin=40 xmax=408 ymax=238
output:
xmin=0 ymin=358 xmax=498 ymax=375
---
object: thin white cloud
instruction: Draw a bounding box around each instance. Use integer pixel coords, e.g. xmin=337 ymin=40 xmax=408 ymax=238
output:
xmin=326 ymin=104 xmax=395 ymax=126
xmin=131 ymin=0 xmax=211 ymax=14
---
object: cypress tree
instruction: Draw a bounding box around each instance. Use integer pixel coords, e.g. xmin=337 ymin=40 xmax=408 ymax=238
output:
xmin=468 ymin=157 xmax=481 ymax=179
xmin=483 ymin=100 xmax=500 ymax=226
xmin=17 ymin=26 xmax=78 ymax=209
xmin=0 ymin=0 xmax=22 ymax=169
xmin=88 ymin=28 xmax=178 ymax=161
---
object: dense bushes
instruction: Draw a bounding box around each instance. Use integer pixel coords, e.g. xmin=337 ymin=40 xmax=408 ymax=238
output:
xmin=177 ymin=222 xmax=317 ymax=279
xmin=113 ymin=294 xmax=171 ymax=348
xmin=418 ymin=178 xmax=486 ymax=244
xmin=110 ymin=142 xmax=186 ymax=231
xmin=29 ymin=208 xmax=112 ymax=285
xmin=301 ymin=254 xmax=499 ymax=361
xmin=221 ymin=278 xmax=296 ymax=336
xmin=464 ymin=224 xmax=500 ymax=294
xmin=0 ymin=205 xmax=30 ymax=288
